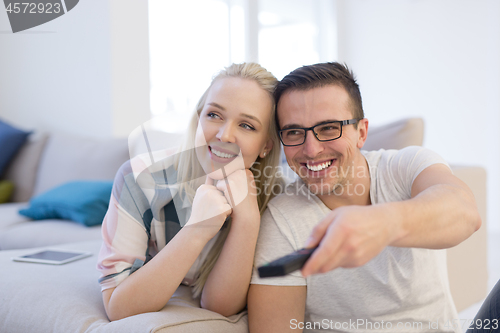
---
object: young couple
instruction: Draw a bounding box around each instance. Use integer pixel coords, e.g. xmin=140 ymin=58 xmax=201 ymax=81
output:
xmin=97 ymin=62 xmax=490 ymax=332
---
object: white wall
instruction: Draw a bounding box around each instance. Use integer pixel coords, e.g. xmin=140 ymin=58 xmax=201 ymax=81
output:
xmin=2 ymin=0 xmax=499 ymax=230
xmin=336 ymin=0 xmax=500 ymax=231
xmin=0 ymin=0 xmax=150 ymax=138
xmin=109 ymin=0 xmax=150 ymax=138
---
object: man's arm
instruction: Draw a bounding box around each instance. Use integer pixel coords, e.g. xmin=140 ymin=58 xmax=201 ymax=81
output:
xmin=248 ymin=284 xmax=307 ymax=333
xmin=391 ymin=163 xmax=481 ymax=247
xmin=301 ymin=164 xmax=481 ymax=276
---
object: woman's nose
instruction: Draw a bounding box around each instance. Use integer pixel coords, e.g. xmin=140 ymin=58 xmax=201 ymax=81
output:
xmin=216 ymin=123 xmax=236 ymax=143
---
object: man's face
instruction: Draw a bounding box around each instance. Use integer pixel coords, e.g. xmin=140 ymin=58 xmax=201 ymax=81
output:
xmin=278 ymin=85 xmax=366 ymax=195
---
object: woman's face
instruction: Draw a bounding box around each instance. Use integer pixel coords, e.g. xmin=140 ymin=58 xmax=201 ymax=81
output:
xmin=195 ymin=77 xmax=273 ymax=179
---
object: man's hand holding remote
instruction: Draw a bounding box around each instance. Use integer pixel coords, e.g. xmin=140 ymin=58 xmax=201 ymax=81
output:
xmin=300 ymin=204 xmax=402 ymax=277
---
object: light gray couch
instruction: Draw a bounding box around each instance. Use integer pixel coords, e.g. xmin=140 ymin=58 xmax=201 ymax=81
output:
xmin=0 ymin=132 xmax=129 ymax=250
xmin=0 ymin=118 xmax=489 ymax=332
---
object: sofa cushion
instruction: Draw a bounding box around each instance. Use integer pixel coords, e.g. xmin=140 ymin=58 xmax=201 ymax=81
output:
xmin=3 ymin=133 xmax=49 ymax=202
xmin=447 ymin=165 xmax=488 ymax=311
xmin=33 ymin=133 xmax=129 ymax=197
xmin=362 ymin=117 xmax=424 ymax=151
xmin=19 ymin=180 xmax=113 ymax=227
xmin=0 ymin=220 xmax=102 ymax=250
xmin=0 ymin=202 xmax=102 ymax=250
xmin=0 ymin=119 xmax=31 ymax=177
xmin=0 ymin=240 xmax=249 ymax=333
xmin=0 ymin=202 xmax=31 ymax=231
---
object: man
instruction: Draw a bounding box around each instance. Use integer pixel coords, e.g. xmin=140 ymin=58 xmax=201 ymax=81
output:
xmin=248 ymin=62 xmax=481 ymax=333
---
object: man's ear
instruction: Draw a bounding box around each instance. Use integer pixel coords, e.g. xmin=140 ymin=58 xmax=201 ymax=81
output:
xmin=356 ymin=118 xmax=369 ymax=149
xmin=260 ymin=138 xmax=274 ymax=158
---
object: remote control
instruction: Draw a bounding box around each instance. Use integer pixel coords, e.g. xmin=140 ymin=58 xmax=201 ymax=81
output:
xmin=258 ymin=247 xmax=317 ymax=278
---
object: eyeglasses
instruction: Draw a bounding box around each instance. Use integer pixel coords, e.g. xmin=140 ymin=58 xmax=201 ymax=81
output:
xmin=279 ymin=119 xmax=359 ymax=147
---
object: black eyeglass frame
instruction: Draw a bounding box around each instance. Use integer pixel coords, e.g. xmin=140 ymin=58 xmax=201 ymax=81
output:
xmin=279 ymin=118 xmax=360 ymax=147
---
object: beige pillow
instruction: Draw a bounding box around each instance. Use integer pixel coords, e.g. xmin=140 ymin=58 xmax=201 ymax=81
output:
xmin=33 ymin=133 xmax=129 ymax=197
xmin=362 ymin=118 xmax=424 ymax=151
xmin=3 ymin=133 xmax=49 ymax=202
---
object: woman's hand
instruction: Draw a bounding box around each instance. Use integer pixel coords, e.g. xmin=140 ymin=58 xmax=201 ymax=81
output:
xmin=216 ymin=169 xmax=259 ymax=222
xmin=185 ymin=176 xmax=232 ymax=242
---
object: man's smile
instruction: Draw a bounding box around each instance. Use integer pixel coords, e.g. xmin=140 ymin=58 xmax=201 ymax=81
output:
xmin=305 ymin=159 xmax=333 ymax=172
xmin=297 ymin=157 xmax=338 ymax=177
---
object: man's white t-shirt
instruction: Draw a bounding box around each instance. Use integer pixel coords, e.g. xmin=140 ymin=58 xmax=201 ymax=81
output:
xmin=251 ymin=147 xmax=460 ymax=333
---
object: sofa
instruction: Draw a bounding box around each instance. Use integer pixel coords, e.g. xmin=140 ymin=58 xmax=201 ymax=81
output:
xmin=0 ymin=118 xmax=488 ymax=332
xmin=0 ymin=132 xmax=127 ymax=250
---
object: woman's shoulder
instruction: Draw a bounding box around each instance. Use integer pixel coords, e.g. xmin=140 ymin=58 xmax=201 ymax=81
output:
xmin=111 ymin=147 xmax=183 ymax=220
xmin=112 ymin=146 xmax=181 ymax=195
xmin=129 ymin=146 xmax=180 ymax=174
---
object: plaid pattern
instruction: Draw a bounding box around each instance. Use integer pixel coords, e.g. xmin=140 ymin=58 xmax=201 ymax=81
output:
xmin=96 ymin=155 xmax=199 ymax=291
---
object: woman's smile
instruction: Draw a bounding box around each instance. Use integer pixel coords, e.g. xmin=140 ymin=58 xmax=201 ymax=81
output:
xmin=208 ymin=145 xmax=239 ymax=164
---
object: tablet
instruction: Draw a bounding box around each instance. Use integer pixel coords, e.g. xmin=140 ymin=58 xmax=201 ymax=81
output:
xmin=11 ymin=249 xmax=92 ymax=265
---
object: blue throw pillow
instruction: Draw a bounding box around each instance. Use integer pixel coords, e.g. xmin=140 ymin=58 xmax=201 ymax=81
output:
xmin=0 ymin=119 xmax=31 ymax=176
xmin=19 ymin=180 xmax=113 ymax=227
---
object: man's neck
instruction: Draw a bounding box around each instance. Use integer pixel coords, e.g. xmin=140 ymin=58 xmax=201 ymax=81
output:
xmin=317 ymin=153 xmax=371 ymax=210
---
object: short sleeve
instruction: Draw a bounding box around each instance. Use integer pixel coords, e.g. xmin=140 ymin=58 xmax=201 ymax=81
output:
xmin=96 ymin=161 xmax=150 ymax=291
xmin=386 ymin=146 xmax=450 ymax=197
xmin=251 ymin=206 xmax=307 ymax=286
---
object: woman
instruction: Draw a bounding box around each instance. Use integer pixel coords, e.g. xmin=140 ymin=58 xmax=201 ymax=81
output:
xmin=97 ymin=63 xmax=283 ymax=321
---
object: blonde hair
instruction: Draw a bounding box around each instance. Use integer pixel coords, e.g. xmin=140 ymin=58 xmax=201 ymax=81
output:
xmin=173 ymin=63 xmax=284 ymax=298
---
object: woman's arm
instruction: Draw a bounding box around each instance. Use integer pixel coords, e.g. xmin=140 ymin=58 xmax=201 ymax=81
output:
xmin=200 ymin=208 xmax=260 ymax=316
xmin=103 ymin=225 xmax=210 ymax=321
xmin=102 ymin=177 xmax=231 ymax=321
xmin=200 ymin=170 xmax=261 ymax=316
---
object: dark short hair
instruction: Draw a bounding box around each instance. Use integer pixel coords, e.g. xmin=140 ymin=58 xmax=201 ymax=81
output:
xmin=274 ymin=62 xmax=364 ymax=128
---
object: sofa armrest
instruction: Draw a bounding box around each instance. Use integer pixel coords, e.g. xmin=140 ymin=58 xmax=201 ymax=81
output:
xmin=446 ymin=165 xmax=488 ymax=312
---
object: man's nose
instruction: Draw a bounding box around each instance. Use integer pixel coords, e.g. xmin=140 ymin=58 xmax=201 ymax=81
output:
xmin=302 ymin=131 xmax=324 ymax=158
xmin=216 ymin=123 xmax=236 ymax=143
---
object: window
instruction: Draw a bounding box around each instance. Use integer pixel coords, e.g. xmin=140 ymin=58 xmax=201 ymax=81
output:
xmin=148 ymin=0 xmax=337 ymax=132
